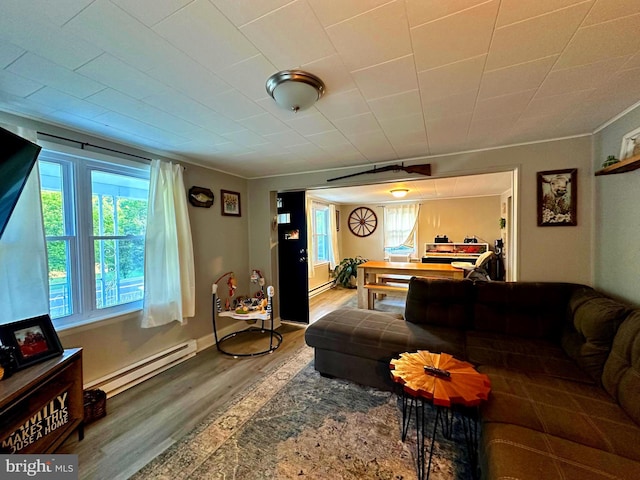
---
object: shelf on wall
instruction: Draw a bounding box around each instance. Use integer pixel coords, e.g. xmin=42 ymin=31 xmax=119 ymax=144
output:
xmin=595 ymin=153 xmax=640 ymax=176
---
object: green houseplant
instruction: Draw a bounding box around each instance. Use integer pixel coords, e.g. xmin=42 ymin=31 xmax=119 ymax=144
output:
xmin=332 ymin=256 xmax=368 ymax=288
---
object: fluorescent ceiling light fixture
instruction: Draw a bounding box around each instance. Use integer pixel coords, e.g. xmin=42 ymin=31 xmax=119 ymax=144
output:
xmin=266 ymin=70 xmax=325 ymax=113
xmin=390 ymin=189 xmax=409 ymax=198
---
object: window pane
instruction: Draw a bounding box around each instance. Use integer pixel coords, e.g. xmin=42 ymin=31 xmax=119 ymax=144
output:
xmin=94 ymin=238 xmax=145 ymax=309
xmin=92 ymin=171 xmax=148 ymax=236
xmin=317 ymin=235 xmax=327 ymax=261
xmin=39 ymin=161 xmax=66 ymax=236
xmin=47 ymin=240 xmax=72 ymax=318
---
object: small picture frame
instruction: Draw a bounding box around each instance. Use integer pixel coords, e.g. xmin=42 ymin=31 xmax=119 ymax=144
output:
xmin=620 ymin=126 xmax=640 ymax=160
xmin=188 ymin=186 xmax=214 ymax=208
xmin=0 ymin=315 xmax=63 ymax=370
xmin=221 ymin=190 xmax=241 ymax=217
xmin=537 ymin=168 xmax=577 ymax=227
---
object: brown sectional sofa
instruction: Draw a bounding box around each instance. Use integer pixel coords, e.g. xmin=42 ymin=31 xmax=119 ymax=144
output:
xmin=304 ymin=277 xmax=640 ymax=479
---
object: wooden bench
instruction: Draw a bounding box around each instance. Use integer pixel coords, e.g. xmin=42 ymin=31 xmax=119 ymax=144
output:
xmin=363 ymin=282 xmax=409 ymax=309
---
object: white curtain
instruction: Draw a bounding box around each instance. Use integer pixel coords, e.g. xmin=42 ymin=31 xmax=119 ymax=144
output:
xmin=0 ymin=125 xmax=49 ymax=324
xmin=142 ymin=160 xmax=195 ymax=328
xmin=383 ymin=204 xmax=421 ymax=249
xmin=328 ymin=204 xmax=340 ymax=269
xmin=305 ymin=193 xmax=315 ymax=278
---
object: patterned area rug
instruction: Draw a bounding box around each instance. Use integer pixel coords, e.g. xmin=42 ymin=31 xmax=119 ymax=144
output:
xmin=133 ymin=346 xmax=472 ymax=479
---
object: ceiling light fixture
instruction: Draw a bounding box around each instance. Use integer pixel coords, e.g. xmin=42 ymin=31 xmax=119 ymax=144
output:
xmin=390 ymin=189 xmax=409 ymax=198
xmin=266 ymin=70 xmax=325 ymax=113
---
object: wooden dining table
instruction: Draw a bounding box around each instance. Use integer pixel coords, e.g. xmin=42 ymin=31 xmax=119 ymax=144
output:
xmin=356 ymin=261 xmax=465 ymax=309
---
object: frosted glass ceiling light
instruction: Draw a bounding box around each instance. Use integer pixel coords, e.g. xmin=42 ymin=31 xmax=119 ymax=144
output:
xmin=390 ymin=189 xmax=409 ymax=198
xmin=266 ymin=70 xmax=325 ymax=113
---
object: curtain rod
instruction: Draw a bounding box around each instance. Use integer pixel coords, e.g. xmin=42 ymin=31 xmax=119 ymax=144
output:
xmin=37 ymin=131 xmax=153 ymax=162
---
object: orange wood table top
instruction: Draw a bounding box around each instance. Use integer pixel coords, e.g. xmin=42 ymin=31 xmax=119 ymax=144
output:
xmin=390 ymin=351 xmax=491 ymax=408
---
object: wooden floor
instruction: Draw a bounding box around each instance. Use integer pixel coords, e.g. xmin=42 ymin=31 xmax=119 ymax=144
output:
xmin=60 ymin=287 xmax=357 ymax=480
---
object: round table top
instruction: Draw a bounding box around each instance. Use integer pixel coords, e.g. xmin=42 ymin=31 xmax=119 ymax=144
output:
xmin=389 ymin=351 xmax=491 ymax=408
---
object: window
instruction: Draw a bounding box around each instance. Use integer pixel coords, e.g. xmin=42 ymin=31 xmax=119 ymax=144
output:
xmin=383 ymin=204 xmax=420 ymax=259
xmin=312 ymin=202 xmax=330 ymax=263
xmin=39 ymin=148 xmax=149 ymax=328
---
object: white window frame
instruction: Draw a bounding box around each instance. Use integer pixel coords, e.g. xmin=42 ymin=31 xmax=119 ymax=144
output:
xmin=312 ymin=201 xmax=330 ymax=264
xmin=38 ymin=142 xmax=150 ymax=330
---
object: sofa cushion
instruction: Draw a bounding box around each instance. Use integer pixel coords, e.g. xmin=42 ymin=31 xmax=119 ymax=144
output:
xmin=305 ymin=308 xmax=466 ymax=363
xmin=562 ymin=287 xmax=630 ymax=383
xmin=404 ymin=277 xmax=473 ymax=328
xmin=472 ymin=282 xmax=578 ymax=340
xmin=481 ymin=423 xmax=640 ymax=480
xmin=602 ymin=310 xmax=640 ymax=426
xmin=467 ymin=331 xmax=591 ymax=383
xmin=479 ymin=365 xmax=640 ymax=462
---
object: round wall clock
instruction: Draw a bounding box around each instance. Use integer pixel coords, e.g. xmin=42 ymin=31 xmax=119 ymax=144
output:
xmin=348 ymin=207 xmax=377 ymax=237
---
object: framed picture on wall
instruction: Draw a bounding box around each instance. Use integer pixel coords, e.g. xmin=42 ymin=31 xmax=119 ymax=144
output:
xmin=536 ymin=168 xmax=577 ymax=227
xmin=221 ymin=190 xmax=241 ymax=217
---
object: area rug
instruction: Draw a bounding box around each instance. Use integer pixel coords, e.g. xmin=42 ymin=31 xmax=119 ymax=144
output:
xmin=133 ymin=346 xmax=472 ymax=480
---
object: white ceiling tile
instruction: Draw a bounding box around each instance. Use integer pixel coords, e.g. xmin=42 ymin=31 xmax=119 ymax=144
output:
xmin=111 ymin=0 xmax=194 ymax=27
xmin=87 ymin=89 xmax=200 ymax=135
xmin=64 ymin=0 xmax=180 ymax=72
xmin=486 ymin=2 xmax=592 ymax=71
xmin=378 ymin=113 xmax=426 ymax=136
xmin=307 ymin=0 xmax=390 ymax=27
xmin=154 ymin=0 xmax=258 ymax=72
xmin=145 ymin=53 xmax=232 ymax=102
xmin=93 ymin=111 xmax=189 ymax=146
xmin=474 ymin=89 xmax=536 ymax=120
xmin=496 ymin=0 xmax=591 ymax=27
xmin=392 ymin=141 xmax=430 ymax=159
xmin=305 ymin=129 xmax=352 ymax=148
xmin=77 ymin=54 xmax=168 ymax=99
xmin=479 ymin=56 xmax=557 ymax=99
xmin=315 ymin=88 xmax=370 ymax=120
xmin=333 ymin=112 xmax=381 ymax=135
xmin=554 ymin=14 xmax=640 ymax=69
xmin=468 ymin=114 xmax=519 ymax=143
xmin=426 ymin=113 xmax=473 ymax=150
xmin=406 ymin=0 xmax=491 ymax=27
xmin=537 ymin=56 xmax=631 ymax=98
xmin=588 ymin=66 xmax=640 ymax=104
xmin=368 ymin=90 xmax=423 ymax=121
xmin=0 ymin=70 xmax=44 ymax=97
xmin=0 ymin=90 xmax=56 ymax=118
xmin=0 ymin=8 xmax=102 ymax=70
xmin=263 ymin=129 xmax=308 ymax=147
xmin=351 ymin=54 xmax=419 ymax=100
xmin=623 ymin=53 xmax=640 ymax=70
xmin=1 ymin=0 xmax=95 ymax=27
xmin=302 ymin=54 xmax=358 ymax=96
xmin=201 ymin=89 xmax=266 ymax=121
xmin=221 ymin=129 xmax=269 ymax=147
xmin=219 ymin=55 xmax=276 ymax=101
xmin=142 ymin=91 xmax=242 ymax=135
xmin=418 ymin=55 xmax=486 ymax=102
xmin=0 ymin=43 xmax=25 ymax=69
xmin=285 ymin=111 xmax=335 ymax=136
xmin=346 ymin=130 xmax=397 ymax=160
xmin=422 ymin=90 xmax=478 ymax=121
xmin=325 ymin=0 xmax=412 ymax=71
xmin=7 ymin=53 xmax=103 ymax=98
xmin=412 ymin=1 xmax=498 ymax=72
xmin=238 ymin=113 xmax=290 ymax=136
xmin=240 ymin=1 xmax=336 ymax=69
xmin=582 ymin=0 xmax=640 ymax=26
xmin=211 ymin=0 xmax=292 ymax=26
xmin=522 ymin=89 xmax=594 ymax=118
xmin=27 ymin=87 xmax=109 ymax=119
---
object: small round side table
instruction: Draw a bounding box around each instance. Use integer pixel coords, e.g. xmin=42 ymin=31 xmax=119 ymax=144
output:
xmin=390 ymin=351 xmax=491 ymax=480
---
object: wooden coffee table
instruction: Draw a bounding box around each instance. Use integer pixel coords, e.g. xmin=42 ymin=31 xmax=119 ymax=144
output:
xmin=390 ymin=351 xmax=491 ymax=480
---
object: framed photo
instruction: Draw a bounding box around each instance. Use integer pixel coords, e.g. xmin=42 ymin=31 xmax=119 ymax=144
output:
xmin=620 ymin=126 xmax=640 ymax=160
xmin=0 ymin=315 xmax=63 ymax=370
xmin=537 ymin=169 xmax=577 ymax=227
xmin=221 ymin=190 xmax=241 ymax=217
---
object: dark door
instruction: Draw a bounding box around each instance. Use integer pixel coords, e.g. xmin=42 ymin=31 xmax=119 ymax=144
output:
xmin=277 ymin=191 xmax=309 ymax=323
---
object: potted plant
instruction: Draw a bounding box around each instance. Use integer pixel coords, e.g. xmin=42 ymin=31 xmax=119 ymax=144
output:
xmin=332 ymin=256 xmax=368 ymax=288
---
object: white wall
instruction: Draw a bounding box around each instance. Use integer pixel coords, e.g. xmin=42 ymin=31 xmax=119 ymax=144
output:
xmin=248 ymin=136 xmax=594 ymax=289
xmin=593 ymin=105 xmax=640 ymax=305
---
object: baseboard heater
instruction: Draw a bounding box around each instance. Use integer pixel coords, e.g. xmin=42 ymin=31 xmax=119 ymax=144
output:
xmin=84 ymin=340 xmax=198 ymax=398
xmin=309 ymin=281 xmax=333 ymax=298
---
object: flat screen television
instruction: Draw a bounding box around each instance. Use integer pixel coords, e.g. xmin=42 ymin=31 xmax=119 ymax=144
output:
xmin=0 ymin=126 xmax=42 ymax=239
